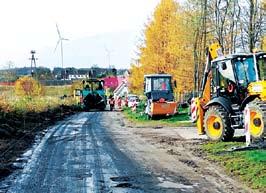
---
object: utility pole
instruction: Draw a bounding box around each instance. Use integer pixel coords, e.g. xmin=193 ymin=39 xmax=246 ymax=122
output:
xmin=29 ymin=50 xmax=38 ymax=78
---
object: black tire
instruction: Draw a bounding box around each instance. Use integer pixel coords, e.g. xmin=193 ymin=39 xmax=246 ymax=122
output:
xmin=204 ymin=106 xmax=234 ymax=141
xmin=246 ymin=100 xmax=266 ymax=139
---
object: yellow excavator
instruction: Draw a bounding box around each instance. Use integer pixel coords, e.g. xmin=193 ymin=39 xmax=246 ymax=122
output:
xmin=192 ymin=43 xmax=266 ymax=141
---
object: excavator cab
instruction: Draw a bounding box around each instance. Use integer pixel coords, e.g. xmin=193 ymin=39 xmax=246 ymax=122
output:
xmin=193 ymin=43 xmax=266 ymax=141
xmin=144 ymin=74 xmax=177 ymax=118
xmin=210 ymin=54 xmax=255 ymax=102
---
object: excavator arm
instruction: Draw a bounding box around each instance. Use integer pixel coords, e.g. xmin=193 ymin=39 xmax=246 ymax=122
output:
xmin=194 ymin=43 xmax=223 ymax=134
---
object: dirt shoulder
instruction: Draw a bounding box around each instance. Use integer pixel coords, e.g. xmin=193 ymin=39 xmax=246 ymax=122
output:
xmin=105 ymin=112 xmax=258 ymax=193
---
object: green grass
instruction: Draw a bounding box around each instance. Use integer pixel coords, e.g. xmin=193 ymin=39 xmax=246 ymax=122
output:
xmin=202 ymin=142 xmax=266 ymax=190
xmin=123 ymin=103 xmax=194 ymax=127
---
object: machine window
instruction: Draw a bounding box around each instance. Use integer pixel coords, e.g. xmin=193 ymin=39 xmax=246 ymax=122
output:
xmin=257 ymin=55 xmax=266 ymax=80
xmin=145 ymin=78 xmax=152 ymax=92
xmin=235 ymin=57 xmax=256 ymax=87
xmin=153 ymin=78 xmax=171 ymax=91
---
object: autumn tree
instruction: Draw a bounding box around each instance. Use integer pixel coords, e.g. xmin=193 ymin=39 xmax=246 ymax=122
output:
xmin=130 ymin=0 xmax=194 ymax=96
xmin=263 ymin=36 xmax=266 ymax=50
xmin=128 ymin=61 xmax=145 ymax=94
xmin=186 ymin=0 xmax=213 ymax=94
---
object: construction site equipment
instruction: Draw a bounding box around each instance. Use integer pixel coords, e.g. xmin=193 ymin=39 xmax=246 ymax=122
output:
xmin=74 ymin=79 xmax=107 ymax=110
xmin=192 ymin=43 xmax=266 ymax=141
xmin=144 ymin=74 xmax=177 ymax=118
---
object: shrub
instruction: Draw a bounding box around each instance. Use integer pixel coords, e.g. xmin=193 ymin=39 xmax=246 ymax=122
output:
xmin=14 ymin=76 xmax=44 ymax=97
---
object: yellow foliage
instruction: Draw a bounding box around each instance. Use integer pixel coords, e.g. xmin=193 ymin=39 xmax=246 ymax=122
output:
xmin=128 ymin=63 xmax=145 ymax=95
xmin=70 ymin=80 xmax=83 ymax=95
xmin=263 ymin=36 xmax=266 ymax=51
xmin=0 ymin=96 xmax=12 ymax=112
xmin=14 ymin=76 xmax=44 ymax=97
xmin=129 ymin=0 xmax=194 ymax=95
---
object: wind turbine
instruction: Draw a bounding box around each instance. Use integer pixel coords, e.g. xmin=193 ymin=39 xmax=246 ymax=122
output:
xmin=54 ymin=23 xmax=69 ymax=70
xmin=104 ymin=45 xmax=114 ymax=69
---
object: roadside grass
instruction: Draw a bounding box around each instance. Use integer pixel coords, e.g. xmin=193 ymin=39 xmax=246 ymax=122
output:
xmin=202 ymin=141 xmax=266 ymax=190
xmin=0 ymin=85 xmax=76 ymax=113
xmin=45 ymin=86 xmax=72 ymax=97
xmin=0 ymin=86 xmax=14 ymax=99
xmin=0 ymin=85 xmax=71 ymax=98
xmin=123 ymin=103 xmax=194 ymax=127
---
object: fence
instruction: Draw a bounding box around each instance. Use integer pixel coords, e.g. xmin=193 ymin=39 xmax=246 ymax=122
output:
xmin=39 ymin=80 xmax=73 ymax=86
xmin=0 ymin=82 xmax=15 ymax=86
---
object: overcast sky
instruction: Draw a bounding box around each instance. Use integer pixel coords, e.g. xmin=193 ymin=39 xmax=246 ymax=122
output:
xmin=0 ymin=0 xmax=161 ymax=69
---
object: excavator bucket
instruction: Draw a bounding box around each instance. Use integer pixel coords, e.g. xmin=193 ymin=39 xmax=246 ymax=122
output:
xmin=150 ymin=101 xmax=177 ymax=116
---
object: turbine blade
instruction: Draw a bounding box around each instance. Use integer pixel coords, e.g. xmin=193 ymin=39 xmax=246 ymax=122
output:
xmin=56 ymin=23 xmax=61 ymax=38
xmin=54 ymin=39 xmax=61 ymax=53
xmin=104 ymin=45 xmax=109 ymax=52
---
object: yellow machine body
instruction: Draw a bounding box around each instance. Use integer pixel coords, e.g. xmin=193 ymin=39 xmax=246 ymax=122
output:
xmin=248 ymin=81 xmax=266 ymax=101
xmin=73 ymin=89 xmax=82 ymax=105
xmin=193 ymin=44 xmax=266 ymax=140
xmin=247 ymin=80 xmax=266 ymax=138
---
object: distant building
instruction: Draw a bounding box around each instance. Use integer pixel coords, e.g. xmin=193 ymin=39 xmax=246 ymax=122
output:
xmin=68 ymin=74 xmax=90 ymax=80
xmin=103 ymin=76 xmax=119 ymax=89
xmin=66 ymin=68 xmax=91 ymax=80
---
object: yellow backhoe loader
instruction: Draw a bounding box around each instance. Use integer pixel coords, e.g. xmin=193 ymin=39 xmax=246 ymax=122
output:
xmin=192 ymin=43 xmax=266 ymax=141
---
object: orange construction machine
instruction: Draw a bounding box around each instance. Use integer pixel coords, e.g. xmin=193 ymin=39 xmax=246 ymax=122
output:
xmin=144 ymin=74 xmax=177 ymax=119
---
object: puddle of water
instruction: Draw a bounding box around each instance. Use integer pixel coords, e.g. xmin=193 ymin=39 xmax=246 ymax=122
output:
xmin=158 ymin=180 xmax=194 ymax=189
xmin=115 ymin=182 xmax=132 ymax=188
xmin=110 ymin=176 xmax=130 ymax=182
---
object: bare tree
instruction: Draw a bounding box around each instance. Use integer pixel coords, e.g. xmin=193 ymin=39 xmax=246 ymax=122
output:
xmin=239 ymin=0 xmax=265 ymax=51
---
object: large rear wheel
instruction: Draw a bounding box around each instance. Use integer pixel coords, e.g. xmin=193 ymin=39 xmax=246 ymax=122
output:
xmin=204 ymin=106 xmax=234 ymax=141
xmin=246 ymin=100 xmax=266 ymax=139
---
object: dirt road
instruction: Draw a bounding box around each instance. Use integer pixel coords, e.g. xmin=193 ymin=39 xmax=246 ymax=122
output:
xmin=0 ymin=112 xmax=253 ymax=193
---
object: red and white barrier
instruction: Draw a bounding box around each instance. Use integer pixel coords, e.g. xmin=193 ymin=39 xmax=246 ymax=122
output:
xmin=244 ymin=105 xmax=251 ymax=146
xmin=191 ymin=98 xmax=198 ymax=123
xmin=132 ymin=101 xmax=137 ymax=112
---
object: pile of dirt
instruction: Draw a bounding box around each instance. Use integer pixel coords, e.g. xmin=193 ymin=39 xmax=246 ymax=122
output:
xmin=0 ymin=105 xmax=80 ymax=181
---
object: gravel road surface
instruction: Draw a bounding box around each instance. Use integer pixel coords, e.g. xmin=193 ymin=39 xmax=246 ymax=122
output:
xmin=0 ymin=112 xmax=253 ymax=193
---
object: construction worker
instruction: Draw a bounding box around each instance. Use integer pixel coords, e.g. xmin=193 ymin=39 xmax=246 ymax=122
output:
xmin=117 ymin=96 xmax=122 ymax=110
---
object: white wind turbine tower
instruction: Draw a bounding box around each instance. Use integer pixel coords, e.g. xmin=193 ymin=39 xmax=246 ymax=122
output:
xmin=105 ymin=45 xmax=114 ymax=69
xmin=54 ymin=23 xmax=69 ymax=71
